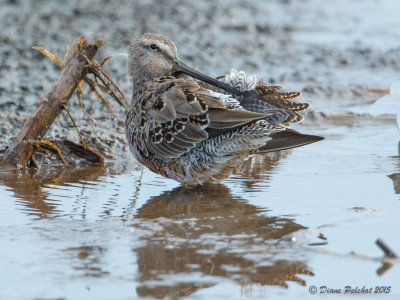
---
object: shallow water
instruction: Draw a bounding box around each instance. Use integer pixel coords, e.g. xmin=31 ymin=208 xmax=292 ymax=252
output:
xmin=1 ymin=117 xmax=400 ymax=300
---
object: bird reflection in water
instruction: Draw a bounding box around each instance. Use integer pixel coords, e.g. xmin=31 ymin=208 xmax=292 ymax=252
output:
xmin=233 ymin=151 xmax=287 ymax=190
xmin=134 ymin=182 xmax=314 ymax=299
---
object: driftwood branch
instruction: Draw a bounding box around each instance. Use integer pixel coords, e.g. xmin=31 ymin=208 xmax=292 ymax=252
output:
xmin=0 ymin=37 xmax=128 ymax=168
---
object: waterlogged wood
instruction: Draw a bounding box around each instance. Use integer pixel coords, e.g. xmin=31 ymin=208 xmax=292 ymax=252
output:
xmin=0 ymin=38 xmax=103 ymax=168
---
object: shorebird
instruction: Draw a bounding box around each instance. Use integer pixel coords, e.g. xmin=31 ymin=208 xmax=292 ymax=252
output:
xmin=126 ymin=33 xmax=323 ymax=184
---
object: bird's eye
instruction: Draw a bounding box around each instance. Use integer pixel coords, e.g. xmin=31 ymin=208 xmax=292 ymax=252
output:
xmin=149 ymin=44 xmax=159 ymax=51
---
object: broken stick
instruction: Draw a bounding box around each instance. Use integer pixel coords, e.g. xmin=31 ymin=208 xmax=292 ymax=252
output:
xmin=0 ymin=37 xmax=128 ymax=168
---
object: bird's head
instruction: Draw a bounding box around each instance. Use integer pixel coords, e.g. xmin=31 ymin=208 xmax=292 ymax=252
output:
xmin=129 ymin=33 xmax=241 ymax=96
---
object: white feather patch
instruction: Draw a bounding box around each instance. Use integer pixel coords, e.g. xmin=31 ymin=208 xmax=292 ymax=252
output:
xmin=224 ymin=69 xmax=259 ymax=92
xmin=204 ymin=91 xmax=242 ymax=108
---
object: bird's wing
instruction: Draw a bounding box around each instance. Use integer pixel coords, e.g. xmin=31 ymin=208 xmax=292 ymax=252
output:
xmin=239 ymin=81 xmax=310 ymax=124
xmin=138 ymin=76 xmax=272 ymax=159
xmin=209 ymin=73 xmax=311 ymax=125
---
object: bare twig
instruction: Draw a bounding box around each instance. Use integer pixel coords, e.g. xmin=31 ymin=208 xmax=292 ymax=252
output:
xmin=35 ymin=140 xmax=71 ymax=166
xmin=63 ymin=104 xmax=87 ymax=149
xmin=32 ymin=46 xmax=63 ymax=68
xmin=100 ymin=53 xmax=128 ymax=66
xmin=89 ymin=60 xmax=130 ymax=111
xmin=75 ymin=79 xmax=97 ymax=122
xmin=76 ymin=79 xmax=84 ymax=107
xmin=85 ymin=77 xmax=116 ymax=116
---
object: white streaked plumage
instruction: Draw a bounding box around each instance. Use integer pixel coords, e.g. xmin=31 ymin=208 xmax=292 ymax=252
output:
xmin=224 ymin=69 xmax=259 ymax=92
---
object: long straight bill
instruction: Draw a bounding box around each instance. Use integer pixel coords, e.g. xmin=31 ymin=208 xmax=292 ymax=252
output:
xmin=174 ymin=60 xmax=242 ymax=96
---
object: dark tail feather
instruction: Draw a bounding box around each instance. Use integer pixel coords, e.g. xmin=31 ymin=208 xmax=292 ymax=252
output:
xmin=257 ymin=129 xmax=324 ymax=153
